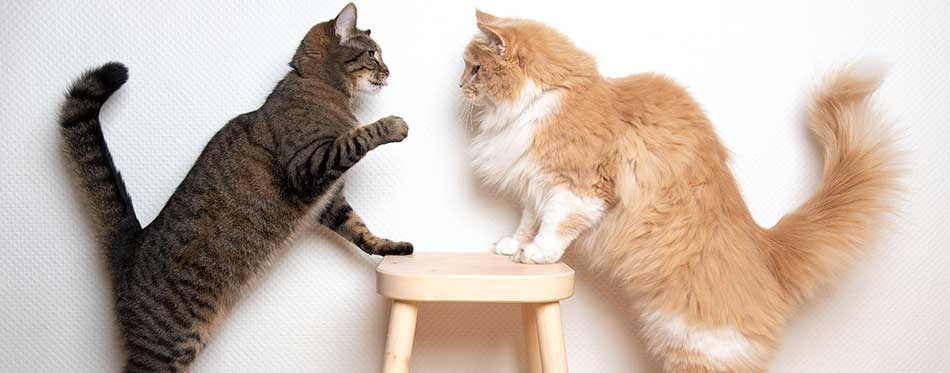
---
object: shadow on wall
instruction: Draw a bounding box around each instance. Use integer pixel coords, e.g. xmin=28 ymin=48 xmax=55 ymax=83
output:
xmin=412 ymin=302 xmax=527 ymax=372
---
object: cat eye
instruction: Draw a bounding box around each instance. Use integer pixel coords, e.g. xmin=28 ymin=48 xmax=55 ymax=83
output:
xmin=367 ymin=50 xmax=376 ymax=57
xmin=472 ymin=65 xmax=480 ymax=75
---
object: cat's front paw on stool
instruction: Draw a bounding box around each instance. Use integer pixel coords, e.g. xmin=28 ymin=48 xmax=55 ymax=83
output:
xmin=377 ymin=240 xmax=414 ymax=256
xmin=513 ymin=242 xmax=563 ymax=264
xmin=494 ymin=237 xmax=522 ymax=255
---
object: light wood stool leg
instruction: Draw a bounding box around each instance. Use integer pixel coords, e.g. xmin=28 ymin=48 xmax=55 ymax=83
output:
xmin=522 ymin=304 xmax=543 ymax=373
xmin=383 ymin=300 xmax=418 ymax=373
xmin=535 ymin=301 xmax=568 ymax=373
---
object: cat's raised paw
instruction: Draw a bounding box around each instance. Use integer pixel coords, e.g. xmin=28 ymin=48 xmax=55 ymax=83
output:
xmin=379 ymin=115 xmax=409 ymax=143
xmin=494 ymin=237 xmax=521 ymax=255
xmin=513 ymin=242 xmax=563 ymax=264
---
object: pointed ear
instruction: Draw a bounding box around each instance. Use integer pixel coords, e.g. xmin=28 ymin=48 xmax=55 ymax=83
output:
xmin=475 ymin=9 xmax=501 ymax=24
xmin=475 ymin=9 xmax=506 ymax=48
xmin=477 ymin=22 xmax=507 ymax=48
xmin=334 ymin=3 xmax=358 ymax=42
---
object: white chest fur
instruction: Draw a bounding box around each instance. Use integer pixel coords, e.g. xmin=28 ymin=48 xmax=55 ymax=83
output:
xmin=469 ymin=81 xmax=562 ymax=208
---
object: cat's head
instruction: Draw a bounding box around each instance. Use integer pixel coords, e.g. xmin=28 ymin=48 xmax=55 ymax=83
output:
xmin=460 ymin=10 xmax=597 ymax=105
xmin=292 ymin=3 xmax=390 ymax=94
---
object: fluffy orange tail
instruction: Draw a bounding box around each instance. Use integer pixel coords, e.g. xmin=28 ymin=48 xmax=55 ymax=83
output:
xmin=766 ymin=64 xmax=901 ymax=305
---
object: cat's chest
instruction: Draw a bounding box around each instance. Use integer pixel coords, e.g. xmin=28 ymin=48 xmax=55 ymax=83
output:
xmin=468 ymin=88 xmax=562 ymax=202
xmin=469 ymin=121 xmax=550 ymax=206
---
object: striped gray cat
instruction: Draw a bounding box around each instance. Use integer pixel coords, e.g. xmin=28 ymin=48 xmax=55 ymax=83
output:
xmin=58 ymin=3 xmax=411 ymax=372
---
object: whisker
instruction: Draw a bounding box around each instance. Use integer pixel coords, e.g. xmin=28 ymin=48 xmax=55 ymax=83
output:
xmin=457 ymin=98 xmax=473 ymax=133
xmin=462 ymin=100 xmax=477 ymax=133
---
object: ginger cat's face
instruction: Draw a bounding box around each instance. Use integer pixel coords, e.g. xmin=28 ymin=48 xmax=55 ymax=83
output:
xmin=460 ymin=10 xmax=598 ymax=107
xmin=460 ymin=11 xmax=527 ymax=104
xmin=459 ymin=43 xmax=496 ymax=102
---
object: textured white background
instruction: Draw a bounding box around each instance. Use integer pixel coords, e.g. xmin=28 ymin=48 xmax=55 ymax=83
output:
xmin=2 ymin=0 xmax=949 ymax=372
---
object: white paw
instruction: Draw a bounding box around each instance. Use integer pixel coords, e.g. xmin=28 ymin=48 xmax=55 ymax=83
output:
xmin=494 ymin=237 xmax=522 ymax=255
xmin=513 ymin=242 xmax=563 ymax=264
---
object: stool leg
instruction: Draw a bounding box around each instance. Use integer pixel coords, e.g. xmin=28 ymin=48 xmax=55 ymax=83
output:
xmin=383 ymin=300 xmax=418 ymax=373
xmin=522 ymin=304 xmax=543 ymax=373
xmin=535 ymin=301 xmax=568 ymax=373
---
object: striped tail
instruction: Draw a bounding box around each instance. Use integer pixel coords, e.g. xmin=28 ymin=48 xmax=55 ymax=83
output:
xmin=59 ymin=62 xmax=141 ymax=275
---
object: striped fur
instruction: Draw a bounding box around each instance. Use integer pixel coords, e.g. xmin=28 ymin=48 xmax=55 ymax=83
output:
xmin=58 ymin=4 xmax=411 ymax=372
xmin=60 ymin=62 xmax=141 ymax=279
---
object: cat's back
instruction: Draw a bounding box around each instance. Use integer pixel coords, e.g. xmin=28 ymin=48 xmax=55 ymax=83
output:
xmin=608 ymin=73 xmax=706 ymax=122
xmin=264 ymin=74 xmax=357 ymax=135
xmin=144 ymin=74 xmax=359 ymax=249
xmin=142 ymin=110 xmax=298 ymax=251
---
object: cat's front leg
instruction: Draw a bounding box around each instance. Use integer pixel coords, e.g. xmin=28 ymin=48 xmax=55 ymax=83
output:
xmin=318 ymin=191 xmax=413 ymax=256
xmin=307 ymin=116 xmax=408 ymax=191
xmin=495 ymin=208 xmax=538 ymax=255
xmin=328 ymin=115 xmax=409 ymax=172
xmin=514 ymin=187 xmax=606 ymax=264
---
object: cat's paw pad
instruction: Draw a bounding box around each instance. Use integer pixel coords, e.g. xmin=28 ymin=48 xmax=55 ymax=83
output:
xmin=493 ymin=237 xmax=522 ymax=255
xmin=513 ymin=242 xmax=563 ymax=264
xmin=378 ymin=241 xmax=413 ymax=256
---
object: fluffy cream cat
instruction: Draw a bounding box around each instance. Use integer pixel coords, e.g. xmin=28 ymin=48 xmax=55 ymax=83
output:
xmin=460 ymin=10 xmax=900 ymax=372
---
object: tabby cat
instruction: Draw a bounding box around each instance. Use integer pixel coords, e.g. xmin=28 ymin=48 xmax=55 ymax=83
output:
xmin=461 ymin=10 xmax=900 ymax=372
xmin=59 ymin=3 xmax=411 ymax=372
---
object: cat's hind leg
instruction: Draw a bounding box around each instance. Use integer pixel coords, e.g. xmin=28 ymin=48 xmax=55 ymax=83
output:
xmin=639 ymin=310 xmax=769 ymax=373
xmin=120 ymin=311 xmax=207 ymax=373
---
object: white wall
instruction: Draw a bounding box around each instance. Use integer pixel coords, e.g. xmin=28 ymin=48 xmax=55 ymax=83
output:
xmin=2 ymin=1 xmax=948 ymax=372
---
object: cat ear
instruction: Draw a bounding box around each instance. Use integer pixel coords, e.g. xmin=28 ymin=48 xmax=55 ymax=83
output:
xmin=334 ymin=2 xmax=358 ymax=42
xmin=475 ymin=10 xmax=507 ymax=48
xmin=477 ymin=23 xmax=507 ymax=49
xmin=475 ymin=9 xmax=501 ymax=24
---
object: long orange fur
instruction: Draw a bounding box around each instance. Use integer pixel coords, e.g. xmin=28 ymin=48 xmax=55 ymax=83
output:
xmin=461 ymin=10 xmax=901 ymax=372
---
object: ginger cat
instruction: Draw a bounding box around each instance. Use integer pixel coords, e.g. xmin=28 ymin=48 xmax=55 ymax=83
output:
xmin=461 ymin=10 xmax=900 ymax=372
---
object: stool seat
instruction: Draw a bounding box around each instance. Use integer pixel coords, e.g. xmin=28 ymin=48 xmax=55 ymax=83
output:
xmin=377 ymin=252 xmax=575 ymax=303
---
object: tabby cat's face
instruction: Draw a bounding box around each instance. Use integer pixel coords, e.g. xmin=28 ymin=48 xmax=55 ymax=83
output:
xmin=338 ymin=30 xmax=390 ymax=94
xmin=293 ymin=3 xmax=390 ymax=95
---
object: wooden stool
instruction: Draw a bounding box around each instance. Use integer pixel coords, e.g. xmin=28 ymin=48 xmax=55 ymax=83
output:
xmin=376 ymin=252 xmax=575 ymax=373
